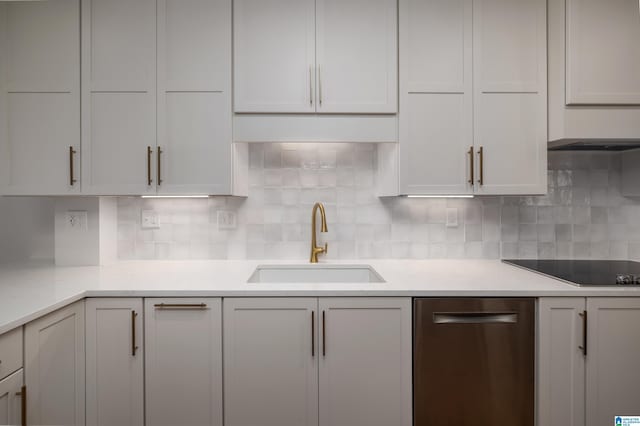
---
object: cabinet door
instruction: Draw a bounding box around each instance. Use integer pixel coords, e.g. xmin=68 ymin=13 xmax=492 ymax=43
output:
xmin=224 ymin=298 xmax=318 ymax=426
xmin=86 ymin=299 xmax=144 ymax=426
xmin=145 ymin=298 xmax=223 ymax=426
xmin=316 ymin=0 xmax=397 ymax=113
xmin=234 ymin=0 xmax=316 ymax=113
xmin=0 ymin=370 xmax=23 ymax=426
xmin=566 ymin=0 xmax=640 ymax=105
xmin=24 ymin=300 xmax=85 ymax=426
xmin=399 ymin=0 xmax=473 ymax=195
xmin=473 ymin=0 xmax=547 ymax=195
xmin=0 ymin=0 xmax=80 ymax=195
xmin=81 ymin=0 xmax=156 ymax=195
xmin=586 ymin=298 xmax=640 ymax=426
xmin=318 ymin=298 xmax=412 ymax=426
xmin=157 ymin=0 xmax=232 ymax=195
xmin=538 ymin=298 xmax=586 ymax=426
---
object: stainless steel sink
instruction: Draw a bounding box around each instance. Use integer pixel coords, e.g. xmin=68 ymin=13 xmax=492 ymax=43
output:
xmin=248 ymin=264 xmax=385 ymax=283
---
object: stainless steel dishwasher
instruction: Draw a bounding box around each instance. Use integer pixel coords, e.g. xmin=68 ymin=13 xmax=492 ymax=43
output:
xmin=413 ymin=298 xmax=535 ymax=426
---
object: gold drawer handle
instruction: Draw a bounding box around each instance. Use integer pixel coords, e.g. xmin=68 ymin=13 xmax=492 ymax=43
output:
xmin=69 ymin=146 xmax=77 ymax=186
xmin=154 ymin=303 xmax=208 ymax=310
xmin=131 ymin=310 xmax=139 ymax=357
xmin=147 ymin=146 xmax=153 ymax=186
xmin=467 ymin=146 xmax=474 ymax=186
xmin=157 ymin=147 xmax=163 ymax=186
xmin=477 ymin=146 xmax=484 ymax=186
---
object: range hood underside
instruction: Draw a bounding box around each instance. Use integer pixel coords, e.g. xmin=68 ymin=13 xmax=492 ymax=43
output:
xmin=548 ymin=139 xmax=640 ymax=151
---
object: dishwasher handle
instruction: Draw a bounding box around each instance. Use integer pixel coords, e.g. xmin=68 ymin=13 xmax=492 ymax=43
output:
xmin=433 ymin=312 xmax=518 ymax=324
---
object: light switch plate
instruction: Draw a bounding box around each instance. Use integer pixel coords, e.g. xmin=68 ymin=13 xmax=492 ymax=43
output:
xmin=446 ymin=207 xmax=459 ymax=228
xmin=65 ymin=210 xmax=88 ymax=231
xmin=141 ymin=210 xmax=160 ymax=229
xmin=217 ymin=211 xmax=237 ymax=230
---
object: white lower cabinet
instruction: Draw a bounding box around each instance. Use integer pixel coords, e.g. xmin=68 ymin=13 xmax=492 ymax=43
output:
xmin=24 ymin=300 xmax=85 ymax=426
xmin=538 ymin=297 xmax=586 ymax=426
xmin=223 ymin=297 xmax=412 ymax=426
xmin=0 ymin=328 xmax=22 ymax=382
xmin=318 ymin=298 xmax=412 ymax=426
xmin=538 ymin=297 xmax=640 ymax=426
xmin=0 ymin=370 xmax=23 ymax=426
xmin=585 ymin=298 xmax=640 ymax=426
xmin=85 ymin=298 xmax=144 ymax=426
xmin=145 ymin=298 xmax=223 ymax=426
xmin=223 ymin=298 xmax=318 ymax=426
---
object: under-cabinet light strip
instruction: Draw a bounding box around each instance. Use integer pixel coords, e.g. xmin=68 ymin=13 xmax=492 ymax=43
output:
xmin=405 ymin=195 xmax=474 ymax=199
xmin=141 ymin=195 xmax=209 ymax=199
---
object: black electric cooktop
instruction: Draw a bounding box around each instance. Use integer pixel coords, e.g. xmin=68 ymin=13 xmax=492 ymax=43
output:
xmin=503 ymin=259 xmax=640 ymax=286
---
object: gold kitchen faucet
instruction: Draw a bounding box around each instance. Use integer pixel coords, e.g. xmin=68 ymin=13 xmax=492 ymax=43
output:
xmin=310 ymin=202 xmax=328 ymax=263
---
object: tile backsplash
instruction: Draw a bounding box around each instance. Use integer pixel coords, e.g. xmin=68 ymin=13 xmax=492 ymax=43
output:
xmin=117 ymin=143 xmax=640 ymax=260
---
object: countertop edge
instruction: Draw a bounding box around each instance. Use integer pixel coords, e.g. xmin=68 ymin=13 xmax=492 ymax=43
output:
xmin=3 ymin=259 xmax=640 ymax=335
xmin=0 ymin=291 xmax=87 ymax=335
xmin=3 ymin=287 xmax=640 ymax=336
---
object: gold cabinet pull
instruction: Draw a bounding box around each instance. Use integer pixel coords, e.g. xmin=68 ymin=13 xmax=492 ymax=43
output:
xmin=309 ymin=66 xmax=313 ymax=106
xmin=69 ymin=146 xmax=77 ymax=186
xmin=147 ymin=146 xmax=153 ymax=186
xmin=322 ymin=310 xmax=326 ymax=357
xmin=15 ymin=385 xmax=26 ymax=426
xmin=477 ymin=146 xmax=484 ymax=186
xmin=468 ymin=147 xmax=474 ymax=186
xmin=311 ymin=311 xmax=315 ymax=357
xmin=154 ymin=303 xmax=208 ymax=310
xmin=131 ymin=310 xmax=139 ymax=357
xmin=579 ymin=310 xmax=587 ymax=357
xmin=157 ymin=147 xmax=163 ymax=186
xmin=318 ymin=66 xmax=323 ymax=106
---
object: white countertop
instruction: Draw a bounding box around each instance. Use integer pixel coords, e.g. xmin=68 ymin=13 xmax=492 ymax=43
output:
xmin=1 ymin=259 xmax=640 ymax=335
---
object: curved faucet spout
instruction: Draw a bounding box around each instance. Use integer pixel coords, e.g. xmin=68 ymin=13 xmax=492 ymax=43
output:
xmin=310 ymin=202 xmax=328 ymax=263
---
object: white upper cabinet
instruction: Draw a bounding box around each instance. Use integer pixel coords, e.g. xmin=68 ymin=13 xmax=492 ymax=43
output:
xmin=399 ymin=0 xmax=473 ymax=195
xmin=82 ymin=0 xmax=235 ymax=195
xmin=0 ymin=0 xmax=80 ymax=195
xmin=399 ymin=0 xmax=546 ymax=196
xmin=473 ymin=0 xmax=547 ymax=195
xmin=548 ymin=0 xmax=640 ymax=141
xmin=234 ymin=0 xmax=315 ymax=113
xmin=81 ymin=0 xmax=157 ymax=195
xmin=315 ymin=0 xmax=397 ymax=113
xmin=234 ymin=0 xmax=397 ymax=114
xmin=157 ymin=0 xmax=232 ymax=195
xmin=566 ymin=0 xmax=640 ymax=105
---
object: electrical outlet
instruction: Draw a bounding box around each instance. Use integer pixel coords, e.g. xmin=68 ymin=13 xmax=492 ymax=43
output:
xmin=217 ymin=211 xmax=237 ymax=230
xmin=141 ymin=210 xmax=160 ymax=229
xmin=446 ymin=207 xmax=459 ymax=228
xmin=65 ymin=210 xmax=88 ymax=231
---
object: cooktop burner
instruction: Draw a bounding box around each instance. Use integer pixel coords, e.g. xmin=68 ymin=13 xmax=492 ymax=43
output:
xmin=503 ymin=259 xmax=640 ymax=286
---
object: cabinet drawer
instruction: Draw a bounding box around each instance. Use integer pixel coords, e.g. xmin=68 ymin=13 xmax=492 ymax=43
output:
xmin=0 ymin=369 xmax=24 ymax=426
xmin=0 ymin=328 xmax=23 ymax=380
